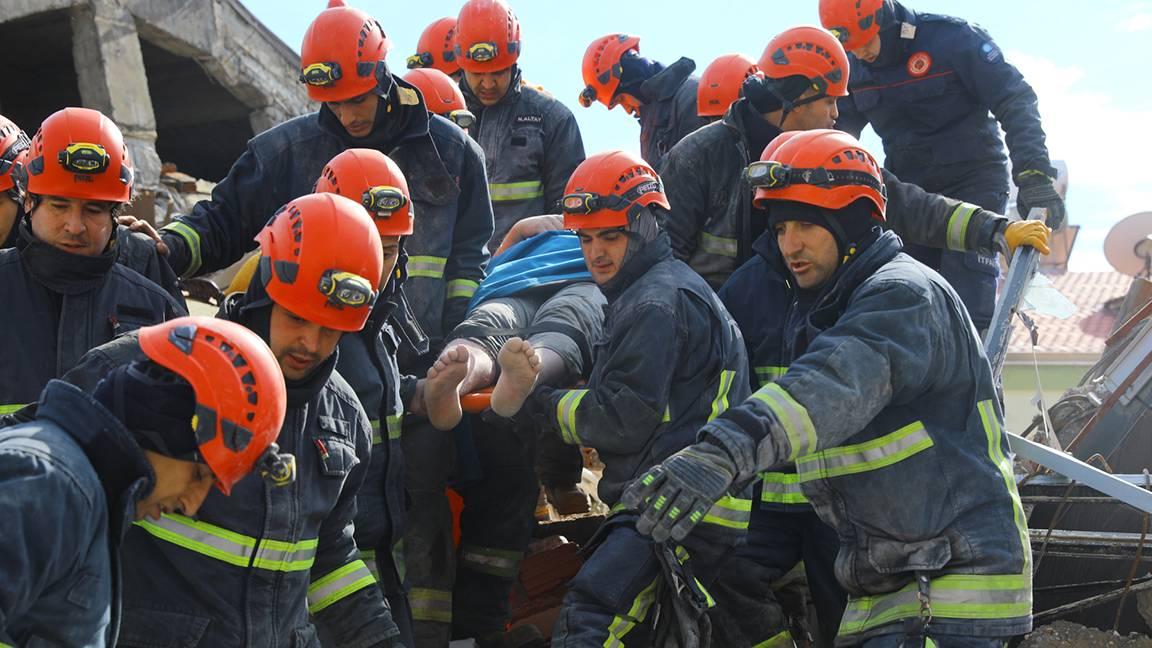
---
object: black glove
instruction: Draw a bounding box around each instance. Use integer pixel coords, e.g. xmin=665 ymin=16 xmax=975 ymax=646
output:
xmin=619 ymin=441 xmax=737 ymax=543
xmin=1015 ymin=172 xmax=1065 ymax=230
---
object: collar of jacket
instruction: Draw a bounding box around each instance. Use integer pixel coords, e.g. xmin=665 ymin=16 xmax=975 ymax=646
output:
xmin=806 ymin=230 xmax=903 ymax=329
xmin=461 ymin=64 xmax=524 ymax=114
xmin=317 ymin=74 xmax=430 ymax=151
xmin=18 ymin=221 xmax=117 ymax=294
xmin=727 ymin=99 xmax=784 ymax=160
xmin=865 ymin=0 xmax=918 ymax=70
xmin=639 ymin=57 xmax=696 ymax=104
xmin=36 ymin=379 xmax=155 ymax=541
xmin=599 ymin=231 xmax=674 ymax=302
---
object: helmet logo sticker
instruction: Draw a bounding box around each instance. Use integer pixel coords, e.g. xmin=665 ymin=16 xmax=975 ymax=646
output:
xmin=907 ymin=51 xmax=932 ymax=78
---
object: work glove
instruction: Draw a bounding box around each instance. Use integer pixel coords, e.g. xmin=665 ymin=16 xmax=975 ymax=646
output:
xmin=995 ymin=220 xmax=1051 ymax=259
xmin=1015 ymin=172 xmax=1066 ymax=230
xmin=620 ymin=441 xmax=737 ymax=543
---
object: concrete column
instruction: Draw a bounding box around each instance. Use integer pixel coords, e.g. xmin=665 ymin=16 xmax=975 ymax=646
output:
xmin=70 ymin=0 xmax=161 ymax=192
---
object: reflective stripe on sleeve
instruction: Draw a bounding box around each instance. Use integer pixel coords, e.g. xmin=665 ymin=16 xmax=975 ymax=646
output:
xmin=134 ymin=514 xmax=317 ymax=572
xmin=795 ymin=421 xmax=933 ymax=482
xmin=410 ymin=587 xmax=453 ymax=623
xmin=0 ymin=403 xmax=27 ymax=415
xmin=408 ymin=255 xmax=447 ymax=279
xmin=760 ymin=471 xmax=809 ymax=505
xmin=308 ymin=560 xmax=376 ymax=614
xmin=708 ymin=369 xmax=736 ymax=421
xmin=750 ymin=384 xmax=817 ymax=460
xmin=489 ymin=180 xmax=544 ymax=202
xmin=161 ymin=221 xmax=203 ymax=277
xmin=604 ymin=576 xmax=660 ymax=647
xmin=754 ymin=366 xmax=787 ymax=387
xmin=556 ymin=389 xmax=589 ymax=445
xmin=700 ymin=232 xmax=738 ymax=258
xmin=447 ymin=278 xmax=479 ymax=299
xmin=946 ymin=203 xmax=979 ymax=251
xmin=701 ymin=493 xmax=752 ymax=530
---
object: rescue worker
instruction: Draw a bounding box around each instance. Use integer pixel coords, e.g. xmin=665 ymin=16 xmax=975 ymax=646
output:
xmin=408 ymin=16 xmax=462 ymax=80
xmin=624 ymin=130 xmax=1034 ymax=647
xmin=151 ymin=0 xmax=493 ymax=367
xmin=404 ymin=67 xmax=477 ymax=130
xmin=820 ymin=0 xmax=1065 ymax=331
xmin=578 ymin=34 xmax=706 ymax=169
xmin=64 ymin=193 xmax=400 ymax=647
xmin=0 ymin=316 xmax=290 ymax=648
xmin=0 ymin=114 xmax=30 ymax=247
xmin=0 ymin=107 xmax=183 ymax=412
xmin=455 ymin=0 xmax=585 ymax=249
xmin=661 ymin=25 xmax=1049 ymax=290
xmin=519 ymin=151 xmax=752 ymax=646
xmin=696 ymin=54 xmax=761 ymax=124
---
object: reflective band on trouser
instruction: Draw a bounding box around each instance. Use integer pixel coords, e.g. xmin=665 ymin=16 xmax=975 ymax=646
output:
xmin=447 ymin=278 xmax=479 ymax=299
xmin=699 ymin=232 xmax=738 ymax=258
xmin=0 ymin=403 xmax=26 ymax=415
xmin=760 ymin=471 xmax=809 ymax=505
xmin=162 ymin=221 xmax=203 ymax=277
xmin=795 ymin=421 xmax=933 ymax=482
xmin=489 ymin=180 xmax=544 ymax=202
xmin=459 ymin=544 xmax=523 ymax=578
xmin=946 ymin=203 xmax=979 ymax=251
xmin=701 ymin=494 xmax=752 ymax=530
xmin=370 ymin=414 xmax=405 ymax=445
xmin=134 ymin=514 xmax=317 ymax=571
xmin=752 ymin=629 xmax=797 ymax=648
xmin=308 ymin=560 xmax=377 ymax=614
xmin=708 ymin=369 xmax=736 ymax=421
xmin=751 ymin=384 xmax=817 ymax=461
xmin=556 ymin=389 xmax=589 ymax=445
xmin=408 ymin=255 xmax=447 ymax=279
xmin=754 ymin=366 xmax=787 ymax=388
xmin=604 ymin=576 xmax=659 ymax=648
xmin=410 ymin=587 xmax=452 ymax=623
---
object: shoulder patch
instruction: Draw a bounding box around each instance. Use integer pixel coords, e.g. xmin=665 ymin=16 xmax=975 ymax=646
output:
xmin=907 ymin=51 xmax=933 ymax=77
xmin=515 ymin=114 xmax=543 ymax=125
xmin=397 ymin=86 xmax=421 ymax=106
xmin=980 ymin=41 xmax=1002 ymax=63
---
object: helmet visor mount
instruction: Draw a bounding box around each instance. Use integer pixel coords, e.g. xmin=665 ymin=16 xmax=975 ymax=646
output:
xmin=300 ymin=61 xmax=343 ymax=87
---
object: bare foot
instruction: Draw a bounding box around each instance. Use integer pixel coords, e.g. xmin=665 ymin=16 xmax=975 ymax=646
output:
xmin=424 ymin=345 xmax=472 ymax=430
xmin=491 ymin=337 xmax=542 ymax=417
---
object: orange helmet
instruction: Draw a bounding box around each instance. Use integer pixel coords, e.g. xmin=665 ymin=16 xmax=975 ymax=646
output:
xmin=139 ymin=317 xmax=290 ymax=496
xmin=299 ymin=0 xmax=391 ymax=103
xmin=407 ymin=17 xmax=460 ymax=76
xmin=314 ymin=149 xmax=413 ymax=236
xmin=561 ymin=150 xmax=670 ymax=230
xmin=759 ymin=26 xmax=849 ymax=99
xmin=0 ymin=115 xmax=30 ymax=195
xmin=255 ymin=192 xmax=384 ymax=331
xmin=697 ymin=54 xmax=762 ymax=117
xmin=747 ymin=129 xmax=886 ymax=220
xmin=454 ymin=0 xmax=521 ymax=73
xmin=819 ymin=0 xmax=885 ymax=52
xmin=579 ymin=34 xmax=641 ymax=112
xmin=25 ymin=107 xmax=133 ymax=203
xmin=402 ymin=68 xmax=475 ymax=129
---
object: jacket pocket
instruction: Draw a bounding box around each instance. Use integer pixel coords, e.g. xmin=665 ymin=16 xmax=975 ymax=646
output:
xmin=313 ymin=433 xmax=359 ymax=478
xmin=117 ymin=607 xmax=211 ymax=647
xmin=867 ymin=534 xmax=952 ymax=575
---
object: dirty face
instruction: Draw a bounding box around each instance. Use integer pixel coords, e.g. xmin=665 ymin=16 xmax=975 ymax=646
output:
xmin=136 ymin=451 xmax=217 ymax=521
xmin=26 ymin=194 xmax=115 ymax=256
xmin=464 ymin=67 xmax=513 ymax=106
xmin=774 ymin=220 xmax=840 ymax=290
xmin=326 ymin=91 xmax=379 ymax=138
xmin=578 ymin=227 xmax=629 ymax=285
xmin=781 ymin=92 xmax=840 ymax=131
xmin=268 ymin=302 xmax=343 ymax=381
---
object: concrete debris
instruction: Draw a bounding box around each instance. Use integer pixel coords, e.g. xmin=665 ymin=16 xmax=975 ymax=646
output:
xmin=1020 ymin=621 xmax=1152 ymax=647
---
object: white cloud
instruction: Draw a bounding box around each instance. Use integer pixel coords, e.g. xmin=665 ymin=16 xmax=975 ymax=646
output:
xmin=1115 ymin=12 xmax=1152 ymax=32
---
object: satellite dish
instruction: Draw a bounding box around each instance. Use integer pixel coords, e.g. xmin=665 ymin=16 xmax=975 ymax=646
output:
xmin=1104 ymin=211 xmax=1152 ymax=278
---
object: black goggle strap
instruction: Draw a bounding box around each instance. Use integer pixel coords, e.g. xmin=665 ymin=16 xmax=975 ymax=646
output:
xmin=560 ymin=178 xmax=663 ymax=215
xmin=746 ymin=162 xmax=885 ymax=198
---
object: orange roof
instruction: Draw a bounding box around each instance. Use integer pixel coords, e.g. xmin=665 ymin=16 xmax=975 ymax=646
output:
xmin=1006 ymin=271 xmax=1133 ymax=356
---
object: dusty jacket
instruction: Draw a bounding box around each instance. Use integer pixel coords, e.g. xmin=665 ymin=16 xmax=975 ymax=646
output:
xmin=705 ymin=231 xmax=1031 ymax=642
xmin=0 ymin=381 xmax=153 ymax=648
xmin=659 ymin=98 xmax=1012 ymax=289
xmin=159 ymin=76 xmax=493 ymax=348
xmin=463 ymin=71 xmax=586 ymax=249
xmin=636 ymin=57 xmax=707 ymax=171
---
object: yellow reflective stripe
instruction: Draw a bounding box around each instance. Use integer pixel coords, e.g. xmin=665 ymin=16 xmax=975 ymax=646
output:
xmin=370 ymin=414 xmax=403 ymax=445
xmin=760 ymin=471 xmax=809 ymax=505
xmin=752 ymin=629 xmax=797 ymax=648
xmin=751 ymin=384 xmax=817 ymax=460
xmin=162 ymin=221 xmax=203 ymax=277
xmin=979 ymin=398 xmax=1033 ymax=571
xmin=556 ymin=389 xmax=588 ymax=445
xmin=700 ymin=232 xmax=738 ymax=258
xmin=661 ymin=406 xmax=671 ymax=423
xmin=754 ymin=366 xmax=787 ymax=387
xmin=408 ymin=255 xmax=447 ymax=279
xmin=603 ymin=576 xmax=660 ymax=647
xmin=134 ymin=514 xmax=318 ymax=572
xmin=489 ymin=180 xmax=544 ymax=202
xmin=308 ymin=560 xmax=376 ymax=614
xmin=672 ymin=546 xmax=716 ymax=608
xmin=0 ymin=403 xmax=27 ymax=415
xmin=447 ymin=278 xmax=479 ymax=299
xmin=701 ymin=493 xmax=752 ymax=530
xmin=708 ymin=369 xmax=736 ymax=421
xmin=946 ymin=203 xmax=979 ymax=251
xmin=410 ymin=587 xmax=453 ymax=623
xmin=795 ymin=421 xmax=933 ymax=482
xmin=459 ymin=544 xmax=522 ymax=577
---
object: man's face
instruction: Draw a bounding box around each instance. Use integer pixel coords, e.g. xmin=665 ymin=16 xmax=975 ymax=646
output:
xmin=780 ymin=92 xmax=839 ymax=131
xmin=25 ymin=194 xmax=115 ymax=256
xmin=851 ymin=34 xmax=882 ymax=64
xmin=268 ymin=302 xmax=343 ymax=381
xmin=326 ymin=91 xmax=379 ymax=138
xmin=578 ymin=227 xmax=629 ymax=285
xmin=380 ymin=235 xmax=401 ymax=285
xmin=464 ymin=68 xmax=514 ymax=106
xmin=0 ymin=193 xmax=18 ymax=243
xmin=774 ymin=220 xmax=840 ymax=290
xmin=136 ymin=450 xmax=217 ymax=521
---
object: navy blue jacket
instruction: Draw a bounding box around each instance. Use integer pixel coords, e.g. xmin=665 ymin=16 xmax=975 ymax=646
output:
xmin=0 ymin=381 xmax=153 ymax=647
xmin=637 ymin=57 xmax=707 ymax=171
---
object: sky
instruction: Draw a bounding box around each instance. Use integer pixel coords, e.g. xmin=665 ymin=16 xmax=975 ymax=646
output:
xmin=240 ymin=0 xmax=1152 ymax=273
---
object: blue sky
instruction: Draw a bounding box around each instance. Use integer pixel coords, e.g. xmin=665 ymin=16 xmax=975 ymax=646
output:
xmin=241 ymin=0 xmax=1152 ymax=272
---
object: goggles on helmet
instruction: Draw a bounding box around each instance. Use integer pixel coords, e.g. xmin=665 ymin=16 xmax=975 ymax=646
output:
xmin=361 ymin=185 xmax=408 ymax=216
xmin=406 ymin=52 xmax=433 ymax=69
xmin=300 ymin=62 xmax=343 ymax=87
xmin=318 ymin=269 xmax=376 ymax=309
xmin=448 ymin=109 xmax=476 ymax=129
xmin=578 ymin=86 xmax=597 ymax=108
xmin=560 ymin=179 xmax=663 ymax=216
xmin=744 ymin=160 xmax=886 ymax=197
xmin=255 ymin=443 xmax=297 ymax=487
xmin=58 ymin=142 xmax=110 ymax=175
xmin=467 ymin=42 xmax=499 ymax=63
xmin=0 ymin=130 xmax=30 ymax=176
